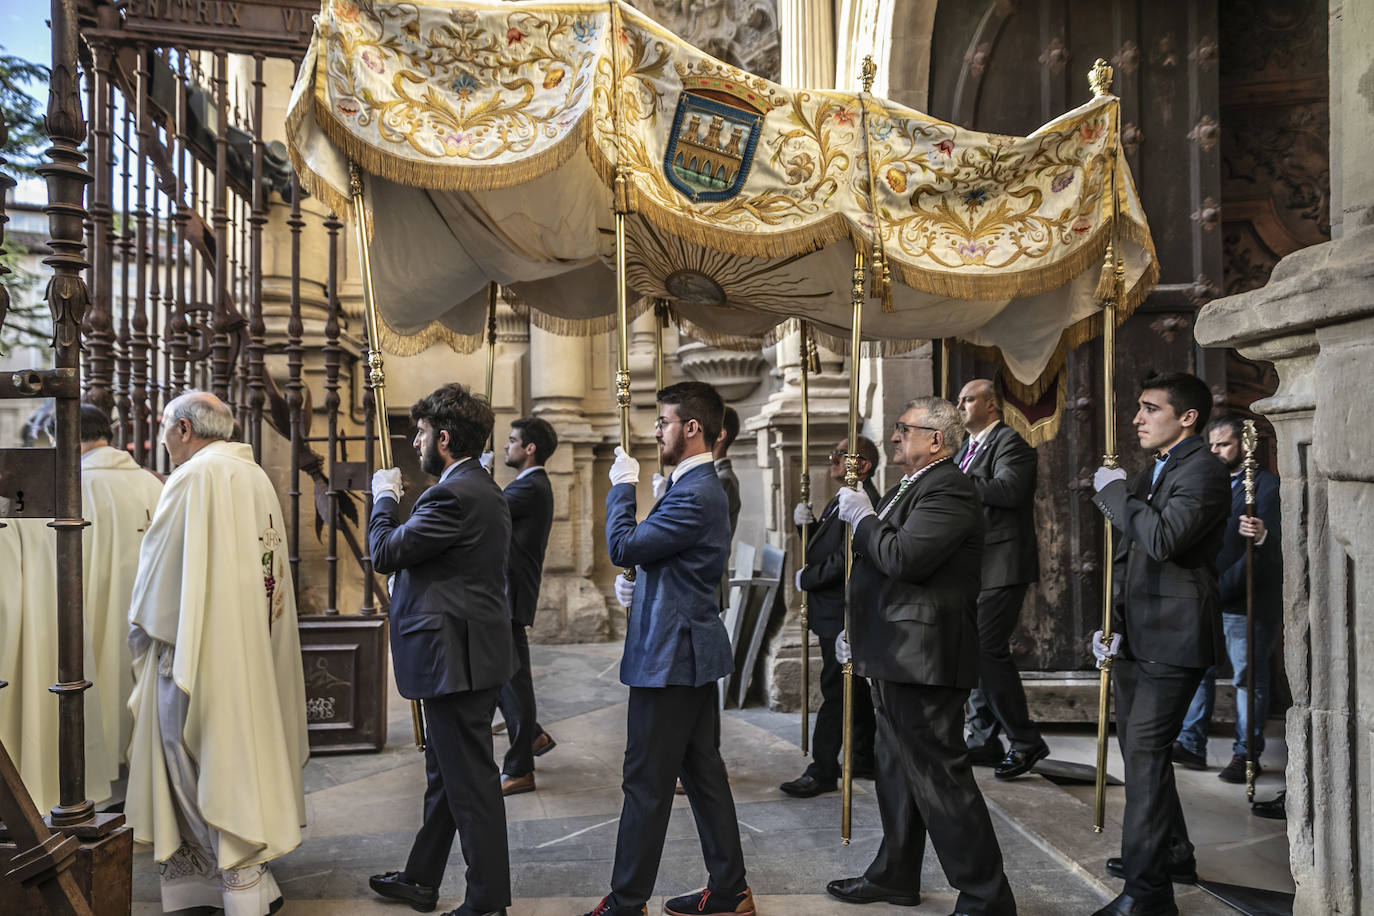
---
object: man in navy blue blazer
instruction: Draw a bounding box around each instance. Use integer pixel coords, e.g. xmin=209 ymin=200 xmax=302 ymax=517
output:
xmin=368 ymin=383 xmax=515 ymax=916
xmin=582 ymin=381 xmax=754 ymax=916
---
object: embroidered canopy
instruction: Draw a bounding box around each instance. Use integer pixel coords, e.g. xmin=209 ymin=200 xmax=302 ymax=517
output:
xmin=286 ymin=0 xmax=1157 ymax=390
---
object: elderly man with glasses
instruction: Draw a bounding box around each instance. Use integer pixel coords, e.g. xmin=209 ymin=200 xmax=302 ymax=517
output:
xmin=781 ymin=436 xmax=882 ymax=798
xmin=823 ymin=397 xmax=1017 ymax=916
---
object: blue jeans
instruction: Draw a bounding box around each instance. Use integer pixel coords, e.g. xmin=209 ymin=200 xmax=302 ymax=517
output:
xmin=1176 ymin=613 xmax=1277 ymax=758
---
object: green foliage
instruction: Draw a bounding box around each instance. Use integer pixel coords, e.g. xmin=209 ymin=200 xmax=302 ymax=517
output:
xmin=1 ymin=237 xmax=47 ymax=355
xmin=0 ymin=46 xmax=49 ymax=179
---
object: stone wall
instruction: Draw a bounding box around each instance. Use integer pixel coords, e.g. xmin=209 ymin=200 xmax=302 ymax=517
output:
xmin=1194 ymin=1 xmax=1374 ymax=909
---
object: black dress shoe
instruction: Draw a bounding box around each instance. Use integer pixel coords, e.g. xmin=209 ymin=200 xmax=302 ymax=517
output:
xmin=1091 ymin=892 xmax=1178 ymax=915
xmin=993 ymin=744 xmax=1049 ymax=779
xmin=1104 ymin=856 xmax=1197 ymax=884
xmin=825 ymin=875 xmax=920 ymax=906
xmin=369 ymin=871 xmax=439 ymax=912
xmin=1170 ymin=741 xmax=1206 ymax=770
xmin=1252 ymin=790 xmax=1287 ymax=820
xmin=779 ymin=774 xmax=837 ymax=797
xmin=439 ymin=908 xmax=507 ymax=916
xmin=966 ymin=742 xmax=1006 ymax=766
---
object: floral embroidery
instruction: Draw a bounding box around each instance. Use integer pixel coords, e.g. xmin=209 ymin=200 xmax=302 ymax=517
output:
xmin=336 ymin=97 xmax=360 ymax=116
xmin=870 ymin=118 xmax=893 ymax=140
xmin=1071 ymin=216 xmax=1093 ymax=234
xmin=833 ymin=107 xmax=854 ymax=126
xmin=450 ymin=9 xmax=477 ymax=26
xmin=932 ymin=138 xmax=955 ymax=157
xmin=572 ymin=16 xmax=597 ymax=42
xmin=543 ymin=65 xmax=566 ymax=90
xmin=507 ymin=27 xmax=525 ymax=45
xmin=361 ymin=49 xmax=384 ymax=74
xmin=333 ymin=0 xmax=358 ymax=23
xmin=885 ymin=168 xmax=907 ymax=193
xmin=1051 ymin=171 xmax=1074 ymax=192
xmin=451 ymin=72 xmax=479 ymax=101
xmin=964 ymin=187 xmax=989 ymax=210
xmin=957 ymin=240 xmax=995 ymax=264
xmin=1078 ymin=120 xmax=1104 ymax=144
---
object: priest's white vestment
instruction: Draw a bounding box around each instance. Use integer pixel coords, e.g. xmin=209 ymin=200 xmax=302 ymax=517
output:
xmin=0 ymin=515 xmax=117 ymax=812
xmin=81 ymin=444 xmax=163 ymax=767
xmin=125 ymin=440 xmax=307 ymax=915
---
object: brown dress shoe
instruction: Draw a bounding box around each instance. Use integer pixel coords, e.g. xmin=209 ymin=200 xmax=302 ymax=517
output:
xmin=501 ymin=773 xmax=535 ymax=796
xmin=531 ymin=730 xmax=556 ymax=756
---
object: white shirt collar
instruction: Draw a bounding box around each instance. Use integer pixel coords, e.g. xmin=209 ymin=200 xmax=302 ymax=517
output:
xmin=671 ymin=452 xmax=716 ymax=484
xmin=967 ymin=419 xmax=1000 ymax=447
xmin=516 ymin=465 xmax=544 ymax=480
xmin=439 ymin=456 xmax=471 ymax=483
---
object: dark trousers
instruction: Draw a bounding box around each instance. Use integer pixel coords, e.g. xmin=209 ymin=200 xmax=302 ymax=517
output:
xmin=1114 ymin=657 xmax=1204 ymax=905
xmin=609 ymin=684 xmax=747 ymax=910
xmin=404 ymin=688 xmax=510 ymax=912
xmin=807 ymin=631 xmax=876 ymax=781
xmin=865 ymin=680 xmax=1016 ymax=916
xmin=497 ymin=621 xmax=543 ymax=777
xmin=966 ymin=584 xmax=1045 ymax=754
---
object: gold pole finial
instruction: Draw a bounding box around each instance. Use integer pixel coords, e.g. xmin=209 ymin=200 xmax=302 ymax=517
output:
xmin=860 ymin=55 xmax=876 ymax=93
xmin=1089 ymin=58 xmax=1114 ymax=97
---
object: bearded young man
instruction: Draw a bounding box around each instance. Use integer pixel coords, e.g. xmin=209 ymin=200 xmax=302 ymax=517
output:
xmin=585 ymin=380 xmax=754 ymax=916
xmin=368 ymin=383 xmax=514 ymax=916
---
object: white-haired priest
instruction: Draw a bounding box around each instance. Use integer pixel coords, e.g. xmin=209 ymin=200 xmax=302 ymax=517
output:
xmin=125 ymin=390 xmax=308 ymax=916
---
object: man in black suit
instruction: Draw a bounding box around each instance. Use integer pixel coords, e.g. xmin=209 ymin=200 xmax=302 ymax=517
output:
xmin=495 ymin=416 xmax=559 ymax=796
xmin=1090 ymin=372 xmax=1232 ymax=916
xmin=955 ymin=379 xmax=1050 ymax=778
xmin=779 ymin=436 xmax=880 ymax=798
xmin=713 ymin=406 xmax=742 ymax=539
xmin=1172 ymin=415 xmax=1282 ymax=783
xmin=368 ymin=383 xmax=514 ymax=916
xmin=826 ymin=397 xmax=1017 ymax=916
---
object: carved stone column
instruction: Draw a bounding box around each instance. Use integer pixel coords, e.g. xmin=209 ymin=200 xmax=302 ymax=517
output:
xmin=1194 ymin=3 xmax=1372 ymax=910
xmin=528 ymin=324 xmax=612 ymax=643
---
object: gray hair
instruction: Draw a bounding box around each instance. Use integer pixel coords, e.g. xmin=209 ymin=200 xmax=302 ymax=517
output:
xmin=904 ymin=396 xmax=964 ymax=456
xmin=165 ymin=390 xmax=235 ymax=441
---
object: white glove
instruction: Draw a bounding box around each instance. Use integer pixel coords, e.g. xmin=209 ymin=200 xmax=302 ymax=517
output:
xmin=652 ymin=472 xmax=667 ymax=500
xmin=479 ymin=451 xmax=494 ymax=471
xmin=614 ymin=573 xmax=636 ymax=607
xmin=386 ymin=575 xmax=395 ymax=597
xmin=835 ymin=629 xmax=852 ymax=664
xmin=1093 ymin=466 xmax=1127 ymax=492
xmin=795 ymin=568 xmax=805 ymax=592
xmin=1091 ymin=629 xmax=1122 ymax=668
xmin=793 ymin=502 xmax=815 ymax=526
xmin=372 ymin=467 xmax=403 ymax=502
xmin=836 ymin=486 xmax=875 ymax=526
xmin=610 ymin=446 xmax=641 ymax=486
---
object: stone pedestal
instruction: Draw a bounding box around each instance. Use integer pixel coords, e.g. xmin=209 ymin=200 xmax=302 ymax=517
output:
xmin=1195 ymin=6 xmax=1374 ymax=905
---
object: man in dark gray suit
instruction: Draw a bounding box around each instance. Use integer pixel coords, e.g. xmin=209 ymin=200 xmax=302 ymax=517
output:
xmin=496 ymin=416 xmax=558 ymax=796
xmin=368 ymin=383 xmax=514 ymax=916
xmin=825 ymin=397 xmax=1016 ymax=916
xmin=955 ymin=379 xmax=1049 ymax=778
xmin=1090 ymin=372 xmax=1231 ymax=916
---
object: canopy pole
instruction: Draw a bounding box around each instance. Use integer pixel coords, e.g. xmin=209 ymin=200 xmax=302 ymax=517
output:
xmin=348 ymin=161 xmax=425 ymax=752
xmin=485 ymin=282 xmax=498 ymax=467
xmin=798 ymin=322 xmax=815 ymax=755
xmin=939 ymin=339 xmax=950 ymax=399
xmin=614 ymin=171 xmax=636 ymax=592
xmin=654 ymin=299 xmax=667 ymax=477
xmin=1242 ymin=419 xmax=1258 ymax=802
xmin=841 ymin=248 xmax=865 ymax=846
xmin=1089 ymin=58 xmax=1120 ymax=831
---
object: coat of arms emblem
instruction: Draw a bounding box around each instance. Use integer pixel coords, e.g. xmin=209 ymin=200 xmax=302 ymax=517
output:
xmin=663 ymin=73 xmax=773 ymax=203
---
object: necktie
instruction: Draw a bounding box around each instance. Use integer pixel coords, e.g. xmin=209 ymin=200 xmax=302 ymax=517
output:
xmin=879 ymin=478 xmax=912 ymax=519
xmin=959 ymin=439 xmax=979 ymax=472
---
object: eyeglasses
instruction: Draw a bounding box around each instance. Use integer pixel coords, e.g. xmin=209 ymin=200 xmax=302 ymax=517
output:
xmin=828 ymin=449 xmax=846 ymax=462
xmin=654 ymin=417 xmax=684 ymax=431
xmin=893 ymin=421 xmax=940 ymax=437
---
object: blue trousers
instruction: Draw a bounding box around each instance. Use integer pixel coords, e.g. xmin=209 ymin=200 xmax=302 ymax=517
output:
xmin=1176 ymin=612 xmax=1278 ymax=758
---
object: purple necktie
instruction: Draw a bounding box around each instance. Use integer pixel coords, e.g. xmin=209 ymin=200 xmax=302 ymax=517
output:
xmin=959 ymin=439 xmax=979 ymax=472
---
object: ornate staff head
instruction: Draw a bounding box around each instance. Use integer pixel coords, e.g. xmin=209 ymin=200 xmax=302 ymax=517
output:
xmin=1242 ymin=419 xmax=1258 ymax=506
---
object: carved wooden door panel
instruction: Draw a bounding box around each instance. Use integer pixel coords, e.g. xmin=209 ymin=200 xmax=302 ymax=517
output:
xmin=927 ymin=0 xmax=1226 ymax=670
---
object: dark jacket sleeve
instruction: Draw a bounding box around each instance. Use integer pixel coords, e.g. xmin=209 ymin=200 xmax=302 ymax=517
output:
xmin=605 ymin=482 xmax=709 ymax=568
xmin=369 ymin=489 xmax=460 ymax=575
xmin=505 ymin=477 xmax=535 ymax=522
xmin=1094 ymin=468 xmax=1231 ymax=564
xmin=799 ymin=525 xmax=846 ymax=591
xmin=974 ymin=429 xmax=1037 ymax=509
xmin=1218 ymin=472 xmax=1282 ymax=605
xmin=852 ymin=485 xmax=977 ymax=583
